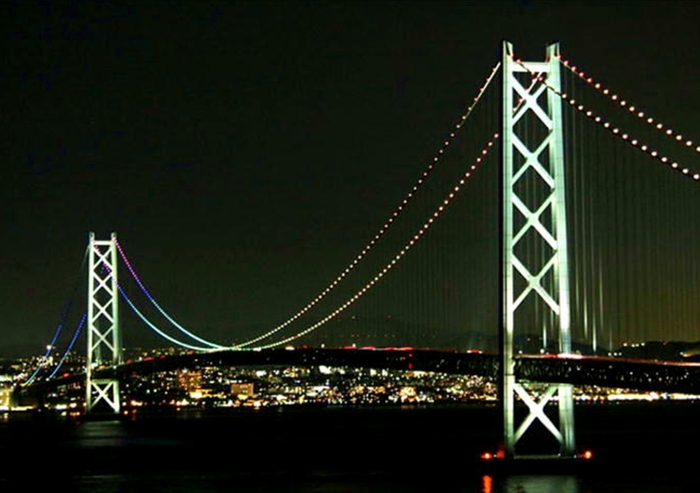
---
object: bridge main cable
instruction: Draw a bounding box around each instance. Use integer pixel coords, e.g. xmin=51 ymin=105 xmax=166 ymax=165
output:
xmin=252 ymin=133 xmax=500 ymax=349
xmin=559 ymin=54 xmax=700 ymax=157
xmin=24 ymin=245 xmax=89 ymax=385
xmin=116 ymin=239 xmax=230 ymax=350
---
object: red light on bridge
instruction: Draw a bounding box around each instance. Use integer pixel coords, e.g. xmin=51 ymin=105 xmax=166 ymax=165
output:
xmin=580 ymin=450 xmax=594 ymax=460
xmin=480 ymin=452 xmax=494 ymax=460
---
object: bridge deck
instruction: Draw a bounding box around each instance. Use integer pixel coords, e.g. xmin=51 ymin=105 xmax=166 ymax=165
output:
xmin=19 ymin=349 xmax=700 ymax=396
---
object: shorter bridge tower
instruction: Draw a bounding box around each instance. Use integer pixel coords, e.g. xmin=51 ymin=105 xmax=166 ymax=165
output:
xmin=86 ymin=232 xmax=122 ymax=414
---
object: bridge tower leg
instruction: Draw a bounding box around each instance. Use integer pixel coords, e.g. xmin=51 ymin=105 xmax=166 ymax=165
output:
xmin=500 ymin=41 xmax=575 ymax=458
xmin=86 ymin=232 xmax=122 ymax=414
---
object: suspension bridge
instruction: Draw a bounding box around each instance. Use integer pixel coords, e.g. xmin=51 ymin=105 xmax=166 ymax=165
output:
xmin=12 ymin=41 xmax=700 ymax=461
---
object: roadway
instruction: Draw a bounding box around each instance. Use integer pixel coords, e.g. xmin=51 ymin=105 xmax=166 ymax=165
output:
xmin=17 ymin=347 xmax=700 ymax=397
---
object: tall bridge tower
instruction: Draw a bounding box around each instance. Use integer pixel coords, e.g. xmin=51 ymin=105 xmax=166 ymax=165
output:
xmin=501 ymin=41 xmax=575 ymax=458
xmin=86 ymin=232 xmax=122 ymax=414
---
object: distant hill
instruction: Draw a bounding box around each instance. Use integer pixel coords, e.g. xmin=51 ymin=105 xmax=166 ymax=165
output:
xmin=615 ymin=340 xmax=700 ymax=361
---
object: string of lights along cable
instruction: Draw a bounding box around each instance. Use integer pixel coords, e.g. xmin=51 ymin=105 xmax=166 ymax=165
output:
xmin=116 ymin=239 xmax=228 ymax=350
xmin=513 ymin=54 xmax=700 ymax=181
xmin=253 ymin=133 xmax=501 ymax=349
xmin=46 ymin=314 xmax=86 ymax=381
xmin=23 ymin=247 xmax=89 ymax=385
xmin=558 ymin=55 xmax=700 ymax=155
xmin=234 ymin=62 xmax=503 ymax=348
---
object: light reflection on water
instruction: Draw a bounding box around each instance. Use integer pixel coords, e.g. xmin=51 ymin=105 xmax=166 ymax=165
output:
xmin=57 ymin=473 xmax=593 ymax=493
xmin=74 ymin=419 xmax=179 ymax=448
xmin=486 ymin=474 xmax=584 ymax=493
xmin=3 ymin=471 xmax=685 ymax=493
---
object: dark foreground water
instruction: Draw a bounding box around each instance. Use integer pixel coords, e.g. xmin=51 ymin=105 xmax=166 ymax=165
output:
xmin=1 ymin=401 xmax=699 ymax=492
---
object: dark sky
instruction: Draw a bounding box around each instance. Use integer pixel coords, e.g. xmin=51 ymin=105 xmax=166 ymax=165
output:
xmin=3 ymin=1 xmax=700 ymax=356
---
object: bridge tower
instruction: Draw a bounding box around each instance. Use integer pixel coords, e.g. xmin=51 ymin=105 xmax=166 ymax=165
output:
xmin=86 ymin=232 xmax=122 ymax=414
xmin=500 ymin=41 xmax=575 ymax=458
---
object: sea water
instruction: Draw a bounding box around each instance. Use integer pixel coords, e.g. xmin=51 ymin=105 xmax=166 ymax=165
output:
xmin=1 ymin=402 xmax=698 ymax=492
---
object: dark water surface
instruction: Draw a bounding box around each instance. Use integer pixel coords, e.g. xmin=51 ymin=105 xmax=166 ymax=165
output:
xmin=1 ymin=402 xmax=699 ymax=492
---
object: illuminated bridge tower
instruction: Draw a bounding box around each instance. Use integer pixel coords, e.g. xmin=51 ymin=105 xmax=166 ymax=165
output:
xmin=86 ymin=232 xmax=122 ymax=414
xmin=501 ymin=41 xmax=575 ymax=458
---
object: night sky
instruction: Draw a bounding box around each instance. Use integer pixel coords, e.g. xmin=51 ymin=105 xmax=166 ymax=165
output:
xmin=3 ymin=2 xmax=700 ymax=357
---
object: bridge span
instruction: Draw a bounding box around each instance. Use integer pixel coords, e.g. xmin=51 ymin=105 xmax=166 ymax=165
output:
xmin=21 ymin=348 xmax=700 ymax=397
